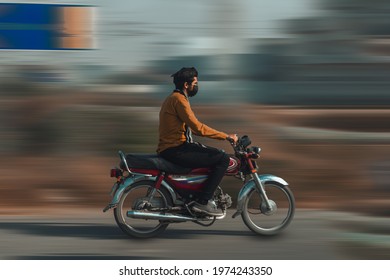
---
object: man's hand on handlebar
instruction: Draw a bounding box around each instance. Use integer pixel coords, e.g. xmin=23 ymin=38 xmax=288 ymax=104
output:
xmin=226 ymin=134 xmax=238 ymax=144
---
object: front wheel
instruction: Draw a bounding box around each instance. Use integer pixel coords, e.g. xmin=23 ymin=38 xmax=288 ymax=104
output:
xmin=114 ymin=180 xmax=172 ymax=238
xmin=242 ymin=182 xmax=295 ymax=235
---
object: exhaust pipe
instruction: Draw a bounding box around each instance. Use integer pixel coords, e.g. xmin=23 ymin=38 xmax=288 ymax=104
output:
xmin=127 ymin=211 xmax=197 ymax=222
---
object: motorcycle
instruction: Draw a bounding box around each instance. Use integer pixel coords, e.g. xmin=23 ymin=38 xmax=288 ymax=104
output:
xmin=103 ymin=135 xmax=295 ymax=238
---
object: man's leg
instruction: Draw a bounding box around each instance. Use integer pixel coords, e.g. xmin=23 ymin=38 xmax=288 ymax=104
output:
xmin=160 ymin=142 xmax=230 ymax=201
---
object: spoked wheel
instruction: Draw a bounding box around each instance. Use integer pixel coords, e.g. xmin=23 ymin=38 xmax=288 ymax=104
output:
xmin=242 ymin=182 xmax=295 ymax=235
xmin=114 ymin=180 xmax=172 ymax=238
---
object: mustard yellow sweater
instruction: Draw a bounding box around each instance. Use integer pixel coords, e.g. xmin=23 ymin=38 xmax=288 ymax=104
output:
xmin=157 ymin=91 xmax=228 ymax=153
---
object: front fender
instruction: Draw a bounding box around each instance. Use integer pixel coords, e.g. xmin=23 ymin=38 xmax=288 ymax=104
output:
xmin=232 ymin=174 xmax=288 ymax=218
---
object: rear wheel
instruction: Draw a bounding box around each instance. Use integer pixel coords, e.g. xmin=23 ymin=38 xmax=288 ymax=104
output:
xmin=242 ymin=182 xmax=295 ymax=235
xmin=114 ymin=180 xmax=172 ymax=238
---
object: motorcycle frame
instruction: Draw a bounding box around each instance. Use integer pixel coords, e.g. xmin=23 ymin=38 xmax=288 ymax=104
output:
xmin=104 ymin=170 xmax=289 ymax=218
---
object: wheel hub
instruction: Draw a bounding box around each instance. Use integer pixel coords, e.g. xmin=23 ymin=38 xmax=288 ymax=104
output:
xmin=260 ymin=200 xmax=277 ymax=216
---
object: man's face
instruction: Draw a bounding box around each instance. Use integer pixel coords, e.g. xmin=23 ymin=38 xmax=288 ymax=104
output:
xmin=186 ymin=77 xmax=198 ymax=97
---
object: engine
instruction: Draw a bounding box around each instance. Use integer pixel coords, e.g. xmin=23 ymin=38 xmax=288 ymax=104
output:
xmin=214 ymin=187 xmax=233 ymax=210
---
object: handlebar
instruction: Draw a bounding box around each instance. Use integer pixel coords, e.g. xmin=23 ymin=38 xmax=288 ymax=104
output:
xmin=229 ymin=135 xmax=261 ymax=158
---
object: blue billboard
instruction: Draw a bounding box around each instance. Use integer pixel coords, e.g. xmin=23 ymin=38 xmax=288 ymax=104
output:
xmin=0 ymin=3 xmax=95 ymax=50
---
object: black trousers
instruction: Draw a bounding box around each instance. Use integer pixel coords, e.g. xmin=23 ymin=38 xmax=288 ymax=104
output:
xmin=159 ymin=142 xmax=230 ymax=202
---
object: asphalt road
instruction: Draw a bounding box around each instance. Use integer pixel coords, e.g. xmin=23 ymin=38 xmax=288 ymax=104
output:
xmin=0 ymin=209 xmax=387 ymax=260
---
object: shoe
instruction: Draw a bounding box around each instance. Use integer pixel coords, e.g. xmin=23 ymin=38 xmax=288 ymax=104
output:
xmin=192 ymin=200 xmax=223 ymax=216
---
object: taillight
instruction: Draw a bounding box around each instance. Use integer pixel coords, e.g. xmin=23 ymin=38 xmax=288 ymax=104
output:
xmin=110 ymin=168 xmax=123 ymax=178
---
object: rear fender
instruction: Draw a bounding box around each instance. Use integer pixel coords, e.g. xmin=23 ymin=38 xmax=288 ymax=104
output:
xmin=232 ymin=174 xmax=288 ymax=218
xmin=104 ymin=175 xmax=178 ymax=211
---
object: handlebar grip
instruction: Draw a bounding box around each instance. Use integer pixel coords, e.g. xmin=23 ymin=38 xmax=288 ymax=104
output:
xmin=226 ymin=137 xmax=236 ymax=146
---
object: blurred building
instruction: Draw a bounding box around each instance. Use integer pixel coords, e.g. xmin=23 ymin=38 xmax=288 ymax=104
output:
xmin=258 ymin=0 xmax=390 ymax=105
xmin=131 ymin=0 xmax=390 ymax=106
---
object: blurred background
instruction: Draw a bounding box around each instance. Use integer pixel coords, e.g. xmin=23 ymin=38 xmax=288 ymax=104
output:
xmin=0 ymin=0 xmax=389 ymax=257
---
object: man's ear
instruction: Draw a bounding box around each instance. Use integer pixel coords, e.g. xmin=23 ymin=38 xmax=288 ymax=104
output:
xmin=183 ymin=82 xmax=189 ymax=89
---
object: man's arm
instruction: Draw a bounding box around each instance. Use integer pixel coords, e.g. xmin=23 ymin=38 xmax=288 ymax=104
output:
xmin=175 ymin=95 xmax=228 ymax=140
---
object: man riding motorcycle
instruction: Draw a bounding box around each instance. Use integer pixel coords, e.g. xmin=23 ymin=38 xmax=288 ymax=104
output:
xmin=157 ymin=67 xmax=238 ymax=216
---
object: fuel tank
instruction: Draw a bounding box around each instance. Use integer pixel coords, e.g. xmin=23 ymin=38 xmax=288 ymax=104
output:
xmin=226 ymin=155 xmax=240 ymax=175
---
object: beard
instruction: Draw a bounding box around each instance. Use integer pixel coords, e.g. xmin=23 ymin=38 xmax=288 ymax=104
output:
xmin=187 ymin=85 xmax=198 ymax=97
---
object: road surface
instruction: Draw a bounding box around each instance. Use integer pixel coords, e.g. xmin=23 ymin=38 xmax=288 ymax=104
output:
xmin=0 ymin=209 xmax=388 ymax=260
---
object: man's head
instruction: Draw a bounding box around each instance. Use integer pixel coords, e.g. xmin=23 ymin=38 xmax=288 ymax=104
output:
xmin=171 ymin=67 xmax=198 ymax=97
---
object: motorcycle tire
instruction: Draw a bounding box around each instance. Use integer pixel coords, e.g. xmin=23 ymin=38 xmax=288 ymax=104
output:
xmin=241 ymin=182 xmax=295 ymax=235
xmin=114 ymin=180 xmax=173 ymax=238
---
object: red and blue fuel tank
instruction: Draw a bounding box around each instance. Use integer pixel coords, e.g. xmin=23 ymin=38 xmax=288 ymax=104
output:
xmin=226 ymin=155 xmax=240 ymax=175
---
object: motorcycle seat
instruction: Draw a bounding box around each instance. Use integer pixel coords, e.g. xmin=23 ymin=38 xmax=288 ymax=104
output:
xmin=121 ymin=153 xmax=192 ymax=174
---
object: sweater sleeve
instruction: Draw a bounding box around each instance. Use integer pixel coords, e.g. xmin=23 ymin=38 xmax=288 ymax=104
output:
xmin=175 ymin=95 xmax=228 ymax=140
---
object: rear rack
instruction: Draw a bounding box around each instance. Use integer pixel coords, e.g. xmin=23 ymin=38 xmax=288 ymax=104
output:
xmin=118 ymin=150 xmax=131 ymax=173
xmin=118 ymin=150 xmax=153 ymax=177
